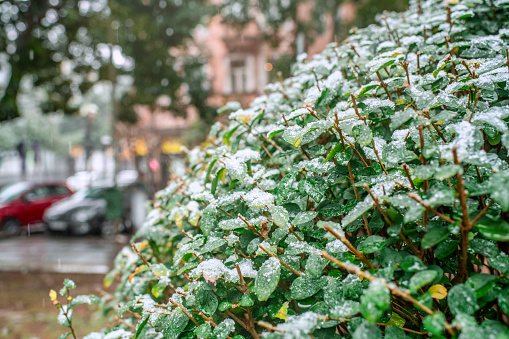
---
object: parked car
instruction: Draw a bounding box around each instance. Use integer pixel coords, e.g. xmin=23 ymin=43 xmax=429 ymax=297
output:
xmin=0 ymin=182 xmax=73 ymax=235
xmin=44 ymin=185 xmax=133 ymax=236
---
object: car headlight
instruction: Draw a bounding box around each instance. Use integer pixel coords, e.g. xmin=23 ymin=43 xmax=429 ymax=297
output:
xmin=71 ymin=208 xmax=99 ymax=222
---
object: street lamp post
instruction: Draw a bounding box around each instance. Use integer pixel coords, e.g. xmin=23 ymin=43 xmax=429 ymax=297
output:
xmin=79 ymin=103 xmax=99 ymax=166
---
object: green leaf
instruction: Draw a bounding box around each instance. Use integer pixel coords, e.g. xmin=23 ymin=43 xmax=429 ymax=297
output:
xmin=466 ymin=274 xmax=498 ymax=298
xmin=292 ymin=211 xmax=318 ymax=225
xmin=447 ymin=284 xmax=478 ymax=316
xmin=134 ymin=315 xmax=149 ymax=339
xmin=488 ymin=253 xmax=509 ymax=275
xmin=163 ymin=309 xmax=189 ymax=339
xmin=360 ymin=280 xmax=391 ymax=323
xmin=476 ymin=217 xmax=509 ymax=242
xmin=211 ymin=319 xmax=235 ymax=339
xmin=361 ymin=235 xmax=386 ymax=254
xmin=400 ymin=255 xmax=426 ymax=272
xmin=218 ymin=301 xmax=233 ymax=311
xmin=195 ymin=323 xmax=213 ymax=339
xmin=239 ymin=293 xmax=254 ymax=307
xmin=253 ymin=257 xmax=281 ymax=301
xmin=323 ymin=144 xmax=343 ymax=163
xmin=290 ymin=276 xmax=327 ymax=300
xmin=383 ymin=326 xmax=407 ymax=339
xmin=69 ymin=295 xmax=100 ymax=308
xmin=423 ymin=312 xmax=446 ymax=336
xmin=352 ymin=124 xmax=373 ymax=147
xmin=334 ymin=146 xmax=353 ymax=165
xmin=435 ymin=239 xmax=459 ymax=259
xmin=205 ymin=159 xmax=218 ymax=184
xmin=196 ymin=287 xmax=218 ymax=316
xmin=269 ymin=205 xmax=290 ymax=228
xmin=276 ymin=171 xmax=297 ymax=204
xmin=63 ymin=279 xmax=76 ymax=290
xmin=488 ymin=171 xmax=509 ymax=211
xmin=421 ymin=227 xmax=450 ymax=249
xmin=151 ymin=263 xmax=168 ymax=277
xmin=223 ymin=124 xmax=240 ymax=145
xmin=409 ymin=270 xmax=438 ymax=291
xmin=498 ymin=288 xmax=509 ymax=315
xmin=298 ymin=176 xmax=326 ymax=202
xmin=352 ymin=322 xmax=382 ymax=339
xmin=305 ymin=253 xmax=328 ymax=278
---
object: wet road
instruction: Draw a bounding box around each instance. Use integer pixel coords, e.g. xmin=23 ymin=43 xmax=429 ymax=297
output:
xmin=0 ymin=233 xmax=128 ymax=274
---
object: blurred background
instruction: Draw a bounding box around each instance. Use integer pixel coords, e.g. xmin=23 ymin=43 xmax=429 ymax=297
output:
xmin=0 ymin=0 xmax=407 ymax=337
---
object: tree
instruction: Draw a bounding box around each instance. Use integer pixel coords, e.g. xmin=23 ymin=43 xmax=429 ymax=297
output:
xmin=0 ymin=0 xmax=215 ymax=123
xmin=0 ymin=0 xmax=109 ymax=121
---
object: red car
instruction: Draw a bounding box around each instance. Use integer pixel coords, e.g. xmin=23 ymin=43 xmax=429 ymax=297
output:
xmin=0 ymin=182 xmax=72 ymax=235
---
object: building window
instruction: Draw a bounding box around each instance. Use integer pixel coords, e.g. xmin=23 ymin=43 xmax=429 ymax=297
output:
xmin=231 ymin=59 xmax=247 ymax=94
xmin=224 ymin=54 xmax=257 ymax=95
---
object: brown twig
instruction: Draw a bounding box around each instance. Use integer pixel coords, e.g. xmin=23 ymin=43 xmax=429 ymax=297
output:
xmin=452 ymin=147 xmax=471 ymax=284
xmin=258 ymin=245 xmax=302 ymax=276
xmin=376 ymin=71 xmax=393 ymax=102
xmin=132 ymin=243 xmax=151 ymax=267
xmin=323 ymin=224 xmax=375 ymax=269
xmin=402 ymin=163 xmax=416 ymax=189
xmin=257 ymin=321 xmax=284 ymax=332
xmin=407 ymin=193 xmax=455 ymax=224
xmin=170 ymin=300 xmax=199 ymax=326
xmin=470 ymin=200 xmax=493 ymax=226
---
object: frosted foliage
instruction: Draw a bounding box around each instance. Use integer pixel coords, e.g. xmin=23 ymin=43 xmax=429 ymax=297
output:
xmin=244 ymin=188 xmax=274 ymax=208
xmin=342 ymin=199 xmax=373 ymax=227
xmin=224 ymin=158 xmax=247 ymax=182
xmin=191 ymin=258 xmax=227 ymax=283
xmin=259 ymin=257 xmax=280 ymax=280
xmin=225 ymin=234 xmax=239 ymax=246
xmin=234 ymin=148 xmax=261 ymax=162
xmin=296 ymin=158 xmax=334 ymax=173
xmin=225 ymin=259 xmax=258 ymax=283
xmin=218 ymin=218 xmax=246 ymax=230
xmin=443 ymin=121 xmax=478 ymax=159
xmin=216 ymin=192 xmax=245 ymax=206
xmin=362 ymin=137 xmax=386 ymax=161
xmin=277 ymin=312 xmax=318 ymax=336
xmin=326 ymin=239 xmax=349 ymax=254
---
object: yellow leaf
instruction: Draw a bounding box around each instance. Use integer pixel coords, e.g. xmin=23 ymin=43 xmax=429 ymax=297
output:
xmin=49 ymin=290 xmax=57 ymax=301
xmin=395 ymin=98 xmax=406 ymax=105
xmin=189 ymin=213 xmax=200 ymax=227
xmin=67 ymin=296 xmax=72 ymax=301
xmin=219 ymin=168 xmax=226 ymax=184
xmin=429 ymin=284 xmax=448 ymax=299
xmin=294 ymin=137 xmax=302 ymax=148
xmin=238 ymin=114 xmax=252 ymax=124
xmin=129 ymin=265 xmax=149 ymax=283
xmin=274 ymin=302 xmax=288 ymax=321
xmin=140 ymin=240 xmax=149 ymax=250
xmin=175 ymin=211 xmax=184 ymax=228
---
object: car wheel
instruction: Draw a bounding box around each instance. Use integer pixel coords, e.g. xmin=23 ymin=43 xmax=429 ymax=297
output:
xmin=71 ymin=223 xmax=91 ymax=236
xmin=101 ymin=221 xmax=118 ymax=238
xmin=2 ymin=218 xmax=21 ymax=236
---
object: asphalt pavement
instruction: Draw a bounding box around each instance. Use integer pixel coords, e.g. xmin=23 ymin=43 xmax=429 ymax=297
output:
xmin=0 ymin=232 xmax=128 ymax=274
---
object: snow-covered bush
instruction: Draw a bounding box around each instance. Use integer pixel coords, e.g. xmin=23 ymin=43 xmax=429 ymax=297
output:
xmin=58 ymin=0 xmax=509 ymax=337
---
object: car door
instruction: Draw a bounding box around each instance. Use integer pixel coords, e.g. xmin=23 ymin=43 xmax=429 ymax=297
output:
xmin=22 ymin=186 xmax=53 ymax=224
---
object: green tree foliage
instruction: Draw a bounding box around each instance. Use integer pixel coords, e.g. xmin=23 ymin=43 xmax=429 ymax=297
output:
xmin=57 ymin=0 xmax=509 ymax=337
xmin=0 ymin=0 xmax=107 ymax=120
xmin=0 ymin=0 xmax=213 ymax=123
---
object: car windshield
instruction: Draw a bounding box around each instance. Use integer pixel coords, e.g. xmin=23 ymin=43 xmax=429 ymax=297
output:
xmin=69 ymin=187 xmax=106 ymax=201
xmin=0 ymin=182 xmax=31 ymax=202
